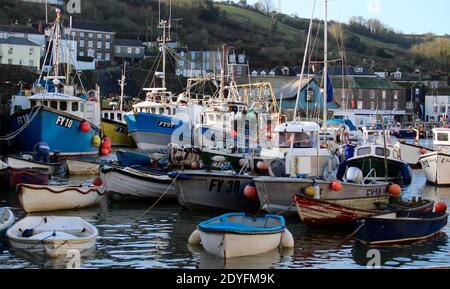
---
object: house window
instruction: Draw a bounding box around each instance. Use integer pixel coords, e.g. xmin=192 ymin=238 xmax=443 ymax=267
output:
xmin=306 ymin=90 xmax=314 ymax=102
xmin=370 ymin=101 xmax=375 ymax=110
xmin=97 ymin=41 xmax=102 ymax=49
xmin=382 ymin=102 xmax=387 ymax=110
xmin=441 ymin=106 xmax=446 ymax=114
xmin=29 ymin=48 xmax=34 ymax=55
xmin=72 ymin=102 xmax=79 ymax=112
xmin=394 ymin=91 xmax=398 ymax=100
xmin=88 ymin=41 xmax=93 ymax=48
xmin=71 ymin=31 xmax=76 ymax=37
xmin=357 ymin=101 xmax=363 ymax=109
xmin=89 ymin=33 xmax=94 ymax=38
xmin=358 ymin=90 xmax=363 ymax=99
xmin=80 ymin=32 xmax=85 ymax=38
xmin=60 ymin=101 xmax=67 ymax=111
xmin=370 ymin=90 xmax=375 ymax=99
xmin=116 ymin=47 xmax=121 ymax=53
xmin=8 ymin=47 xmax=13 ymax=54
xmin=415 ymin=88 xmax=420 ymax=95
xmin=97 ymin=33 xmax=102 ymax=39
xmin=394 ymin=102 xmax=399 ymax=110
xmin=382 ymin=91 xmax=386 ymax=99
xmin=434 ymin=106 xmax=438 ymax=113
xmin=127 ymin=47 xmax=132 ymax=54
xmin=80 ymin=40 xmax=84 ymax=47
xmin=106 ymin=34 xmax=110 ymax=40
xmin=87 ymin=50 xmax=95 ymax=57
xmin=79 ymin=51 xmax=84 ymax=57
xmin=97 ymin=53 xmax=102 ymax=60
xmin=105 ymin=53 xmax=110 ymax=61
xmin=105 ymin=42 xmax=110 ymax=49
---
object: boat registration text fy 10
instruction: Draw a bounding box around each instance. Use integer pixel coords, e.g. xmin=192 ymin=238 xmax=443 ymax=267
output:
xmin=56 ymin=116 xmax=74 ymax=129
xmin=176 ymin=273 xmax=276 ymax=287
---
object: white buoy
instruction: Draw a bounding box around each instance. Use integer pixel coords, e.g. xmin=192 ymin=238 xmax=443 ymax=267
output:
xmin=188 ymin=229 xmax=201 ymax=245
xmin=281 ymin=229 xmax=294 ymax=248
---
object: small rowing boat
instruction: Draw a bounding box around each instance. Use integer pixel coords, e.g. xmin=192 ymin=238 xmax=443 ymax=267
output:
xmin=189 ymin=213 xmax=294 ymax=258
xmin=6 ymin=216 xmax=98 ymax=258
xmin=0 ymin=167 xmax=50 ymax=191
xmin=0 ymin=208 xmax=15 ymax=236
xmin=5 ymin=155 xmax=67 ymax=176
xmin=356 ymin=210 xmax=448 ymax=245
xmin=66 ymin=159 xmax=100 ymax=176
xmin=17 ymin=184 xmax=106 ymax=213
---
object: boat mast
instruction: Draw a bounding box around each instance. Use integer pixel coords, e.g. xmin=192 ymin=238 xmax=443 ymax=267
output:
xmin=119 ymin=62 xmax=127 ymax=111
xmin=323 ymin=0 xmax=328 ymax=125
xmin=158 ymin=0 xmax=171 ymax=89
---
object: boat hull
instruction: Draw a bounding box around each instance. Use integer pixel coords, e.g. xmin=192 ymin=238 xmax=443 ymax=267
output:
xmin=101 ymin=118 xmax=135 ymax=147
xmin=5 ymin=155 xmax=67 ymax=176
xmin=125 ymin=112 xmax=192 ymax=151
xmin=0 ymin=208 xmax=15 ymax=235
xmin=254 ymin=177 xmax=389 ymax=217
xmin=9 ymin=107 xmax=100 ymax=157
xmin=173 ymin=172 xmax=260 ymax=213
xmin=356 ymin=212 xmax=448 ymax=245
xmin=199 ymin=231 xmax=283 ymax=258
xmin=17 ymin=184 xmax=105 ymax=213
xmin=420 ymin=152 xmax=450 ymax=186
xmin=100 ymin=166 xmax=176 ymax=200
xmin=66 ymin=159 xmax=99 ymax=176
xmin=396 ymin=142 xmax=433 ymax=169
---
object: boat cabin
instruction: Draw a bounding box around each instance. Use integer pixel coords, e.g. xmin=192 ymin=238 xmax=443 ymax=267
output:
xmin=362 ymin=128 xmax=392 ymax=145
xmin=433 ymin=128 xmax=450 ymax=147
xmin=274 ymin=122 xmax=320 ymax=149
xmin=353 ymin=143 xmax=400 ymax=161
xmin=102 ymin=110 xmax=126 ymax=124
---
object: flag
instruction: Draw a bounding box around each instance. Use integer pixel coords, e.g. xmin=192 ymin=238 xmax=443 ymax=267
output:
xmin=326 ymin=74 xmax=334 ymax=103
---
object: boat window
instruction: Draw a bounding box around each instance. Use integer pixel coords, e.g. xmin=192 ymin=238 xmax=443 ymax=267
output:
xmin=43 ymin=101 xmax=48 ymax=107
xmin=436 ymin=133 xmax=449 ymax=142
xmin=172 ymin=108 xmax=176 ymax=115
xmin=110 ymin=113 xmax=115 ymax=120
xmin=279 ymin=132 xmax=314 ymax=148
xmin=217 ymin=115 xmax=222 ymax=122
xmin=50 ymin=101 xmax=58 ymax=110
xmin=117 ymin=113 xmax=122 ymax=121
xmin=375 ymin=147 xmax=390 ymax=157
xmin=166 ymin=107 xmax=171 ymax=115
xmin=72 ymin=102 xmax=79 ymax=112
xmin=80 ymin=103 xmax=84 ymax=112
xmin=159 ymin=108 xmax=165 ymax=115
xmin=103 ymin=113 xmax=108 ymax=119
xmin=60 ymin=101 xmax=67 ymax=111
xmin=209 ymin=114 xmax=214 ymax=122
xmin=357 ymin=147 xmax=371 ymax=156
xmin=30 ymin=100 xmax=36 ymax=107
xmin=151 ymin=108 xmax=156 ymax=114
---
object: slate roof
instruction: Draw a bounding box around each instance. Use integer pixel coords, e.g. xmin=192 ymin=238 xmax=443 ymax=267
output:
xmin=0 ymin=37 xmax=40 ymax=46
xmin=115 ymin=39 xmax=145 ymax=47
xmin=330 ymin=77 xmax=402 ymax=90
xmin=0 ymin=25 xmax=43 ymax=35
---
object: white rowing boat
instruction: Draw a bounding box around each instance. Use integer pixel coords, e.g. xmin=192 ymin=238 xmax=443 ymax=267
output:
xmin=5 ymin=155 xmax=67 ymax=176
xmin=17 ymin=184 xmax=106 ymax=213
xmin=7 ymin=216 xmax=98 ymax=258
xmin=66 ymin=159 xmax=100 ymax=176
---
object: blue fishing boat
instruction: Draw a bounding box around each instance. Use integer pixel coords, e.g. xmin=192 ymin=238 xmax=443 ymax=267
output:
xmin=356 ymin=211 xmax=448 ymax=245
xmin=188 ymin=213 xmax=294 ymax=258
xmin=7 ymin=10 xmax=101 ymax=157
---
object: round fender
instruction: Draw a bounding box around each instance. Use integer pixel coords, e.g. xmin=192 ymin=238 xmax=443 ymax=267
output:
xmin=188 ymin=229 xmax=201 ymax=245
xmin=281 ymin=229 xmax=294 ymax=248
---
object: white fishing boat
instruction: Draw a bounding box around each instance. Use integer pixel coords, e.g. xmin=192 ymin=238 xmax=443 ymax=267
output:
xmin=0 ymin=208 xmax=15 ymax=235
xmin=17 ymin=183 xmax=106 ymax=213
xmin=66 ymin=159 xmax=100 ymax=176
xmin=420 ymin=128 xmax=450 ymax=186
xmin=6 ymin=216 xmax=98 ymax=258
xmin=394 ymin=141 xmax=434 ymax=168
xmin=188 ymin=213 xmax=294 ymax=258
xmin=100 ymin=166 xmax=176 ymax=200
xmin=5 ymin=154 xmax=67 ymax=176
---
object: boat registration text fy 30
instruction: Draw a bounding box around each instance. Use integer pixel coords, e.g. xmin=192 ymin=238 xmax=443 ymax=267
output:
xmin=176 ymin=273 xmax=277 ymax=288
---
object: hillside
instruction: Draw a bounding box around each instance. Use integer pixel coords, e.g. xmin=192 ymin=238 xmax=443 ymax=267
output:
xmin=0 ymin=0 xmax=443 ymax=73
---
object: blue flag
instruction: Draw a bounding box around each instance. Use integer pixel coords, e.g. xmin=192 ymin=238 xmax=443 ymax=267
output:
xmin=326 ymin=74 xmax=334 ymax=103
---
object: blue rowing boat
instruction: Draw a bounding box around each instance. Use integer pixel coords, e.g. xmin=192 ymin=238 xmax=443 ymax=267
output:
xmin=356 ymin=211 xmax=448 ymax=245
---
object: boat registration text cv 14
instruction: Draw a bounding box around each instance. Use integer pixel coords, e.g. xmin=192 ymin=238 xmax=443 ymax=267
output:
xmin=176 ymin=273 xmax=276 ymax=288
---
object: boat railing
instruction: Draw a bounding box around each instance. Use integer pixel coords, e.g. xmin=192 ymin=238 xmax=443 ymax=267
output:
xmin=362 ymin=168 xmax=377 ymax=184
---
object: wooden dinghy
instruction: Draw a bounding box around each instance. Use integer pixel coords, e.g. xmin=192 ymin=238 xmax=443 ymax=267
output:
xmin=5 ymin=155 xmax=67 ymax=176
xmin=100 ymin=165 xmax=176 ymax=200
xmin=189 ymin=213 xmax=294 ymax=258
xmin=17 ymin=184 xmax=106 ymax=213
xmin=6 ymin=216 xmax=98 ymax=258
xmin=0 ymin=208 xmax=15 ymax=236
xmin=356 ymin=210 xmax=448 ymax=245
xmin=294 ymin=194 xmax=435 ymax=227
xmin=0 ymin=167 xmax=50 ymax=191
xmin=66 ymin=159 xmax=100 ymax=176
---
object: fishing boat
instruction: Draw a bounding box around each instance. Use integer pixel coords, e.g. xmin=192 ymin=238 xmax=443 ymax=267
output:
xmin=320 ymin=119 xmax=362 ymax=144
xmin=170 ymin=171 xmax=260 ymax=213
xmin=0 ymin=166 xmax=50 ymax=191
xmin=420 ymin=128 xmax=450 ymax=186
xmin=394 ymin=141 xmax=434 ymax=169
xmin=0 ymin=208 xmax=15 ymax=236
xmin=392 ymin=129 xmax=417 ymax=139
xmin=294 ymin=194 xmax=434 ymax=227
xmin=4 ymin=154 xmax=67 ymax=176
xmin=337 ymin=128 xmax=412 ymax=186
xmin=6 ymin=216 xmax=98 ymax=258
xmin=17 ymin=183 xmax=106 ymax=213
xmin=356 ymin=210 xmax=448 ymax=245
xmin=100 ymin=165 xmax=176 ymax=200
xmin=188 ymin=213 xmax=294 ymax=258
xmin=8 ymin=9 xmax=101 ymax=157
xmin=254 ymin=170 xmax=390 ymax=217
xmin=101 ymin=63 xmax=136 ymax=147
xmin=66 ymin=159 xmax=100 ymax=176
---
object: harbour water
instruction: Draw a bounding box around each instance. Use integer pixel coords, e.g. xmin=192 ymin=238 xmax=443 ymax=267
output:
xmin=1 ymin=168 xmax=449 ymax=269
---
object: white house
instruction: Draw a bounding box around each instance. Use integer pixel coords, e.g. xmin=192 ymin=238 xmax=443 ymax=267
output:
xmin=0 ymin=25 xmax=45 ymax=52
xmin=424 ymin=94 xmax=450 ymax=122
xmin=0 ymin=37 xmax=41 ymax=69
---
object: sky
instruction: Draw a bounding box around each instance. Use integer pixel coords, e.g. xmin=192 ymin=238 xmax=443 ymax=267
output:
xmin=228 ymin=0 xmax=448 ymax=35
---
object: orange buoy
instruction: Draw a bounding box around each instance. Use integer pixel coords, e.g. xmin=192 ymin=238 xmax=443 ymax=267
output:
xmin=434 ymin=201 xmax=448 ymax=213
xmin=93 ymin=177 xmax=103 ymax=187
xmin=388 ymin=184 xmax=402 ymax=196
xmin=229 ymin=130 xmax=238 ymax=138
xmin=101 ymin=148 xmax=110 ymax=156
xmin=331 ymin=181 xmax=343 ymax=192
xmin=420 ymin=148 xmax=428 ymax=155
xmin=267 ymin=133 xmax=273 ymax=140
xmin=80 ymin=121 xmax=90 ymax=133
xmin=244 ymin=184 xmax=258 ymax=200
xmin=256 ymin=161 xmax=268 ymax=171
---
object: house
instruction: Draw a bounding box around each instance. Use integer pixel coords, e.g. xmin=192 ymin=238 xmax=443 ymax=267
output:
xmin=62 ymin=22 xmax=115 ymax=62
xmin=0 ymin=24 xmax=45 ymax=51
xmin=330 ymin=76 xmax=407 ymax=125
xmin=328 ymin=65 xmax=377 ymax=78
xmin=424 ymin=94 xmax=450 ymax=122
xmin=394 ymin=81 xmax=429 ymax=121
xmin=114 ymin=39 xmax=145 ymax=63
xmin=276 ymin=78 xmax=336 ymax=117
xmin=0 ymin=37 xmax=41 ymax=69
